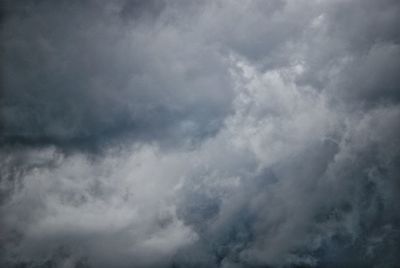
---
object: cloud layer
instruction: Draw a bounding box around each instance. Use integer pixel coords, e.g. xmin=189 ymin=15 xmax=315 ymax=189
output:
xmin=1 ymin=0 xmax=400 ymax=267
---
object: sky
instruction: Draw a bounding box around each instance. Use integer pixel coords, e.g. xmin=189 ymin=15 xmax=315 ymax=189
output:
xmin=1 ymin=0 xmax=400 ymax=267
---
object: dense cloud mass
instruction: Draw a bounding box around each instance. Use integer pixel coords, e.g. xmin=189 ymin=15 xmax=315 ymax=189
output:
xmin=1 ymin=0 xmax=400 ymax=267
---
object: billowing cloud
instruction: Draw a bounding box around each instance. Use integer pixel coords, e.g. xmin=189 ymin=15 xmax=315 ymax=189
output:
xmin=1 ymin=0 xmax=399 ymax=267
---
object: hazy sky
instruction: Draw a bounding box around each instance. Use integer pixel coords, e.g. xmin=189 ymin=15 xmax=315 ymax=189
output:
xmin=1 ymin=0 xmax=400 ymax=267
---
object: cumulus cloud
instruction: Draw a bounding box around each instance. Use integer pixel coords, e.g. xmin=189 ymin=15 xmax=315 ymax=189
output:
xmin=1 ymin=0 xmax=399 ymax=267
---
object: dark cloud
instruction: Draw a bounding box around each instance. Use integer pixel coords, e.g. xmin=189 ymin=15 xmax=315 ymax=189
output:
xmin=1 ymin=0 xmax=400 ymax=267
xmin=120 ymin=0 xmax=166 ymax=21
xmin=0 ymin=0 xmax=233 ymax=151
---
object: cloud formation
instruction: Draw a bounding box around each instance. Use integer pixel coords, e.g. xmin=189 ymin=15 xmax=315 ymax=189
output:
xmin=1 ymin=0 xmax=400 ymax=267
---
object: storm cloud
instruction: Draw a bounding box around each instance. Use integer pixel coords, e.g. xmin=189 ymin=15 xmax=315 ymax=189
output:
xmin=1 ymin=0 xmax=400 ymax=267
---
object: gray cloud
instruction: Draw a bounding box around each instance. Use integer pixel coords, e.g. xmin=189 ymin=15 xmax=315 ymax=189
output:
xmin=1 ymin=0 xmax=233 ymax=151
xmin=1 ymin=0 xmax=400 ymax=267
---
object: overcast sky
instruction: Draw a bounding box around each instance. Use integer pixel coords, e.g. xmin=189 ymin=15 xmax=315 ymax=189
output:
xmin=1 ymin=0 xmax=400 ymax=267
